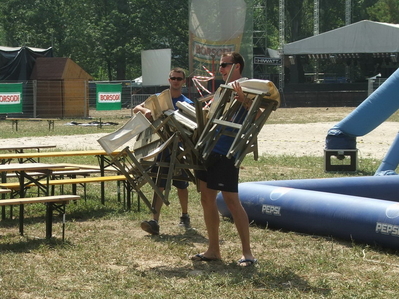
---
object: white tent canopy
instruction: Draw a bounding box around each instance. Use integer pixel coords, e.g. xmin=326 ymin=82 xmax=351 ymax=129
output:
xmin=283 ymin=20 xmax=399 ymax=55
xmin=0 ymin=46 xmax=51 ymax=52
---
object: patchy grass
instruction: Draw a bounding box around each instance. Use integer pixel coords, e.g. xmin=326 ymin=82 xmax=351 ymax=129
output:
xmin=1 ymin=153 xmax=398 ymax=298
xmin=1 ymin=106 xmax=399 ymax=298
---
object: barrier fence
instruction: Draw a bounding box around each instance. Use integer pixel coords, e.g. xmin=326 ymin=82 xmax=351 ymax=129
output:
xmin=1 ymin=79 xmax=375 ymax=116
xmin=0 ymin=80 xmax=152 ymax=118
xmin=1 ymin=80 xmax=90 ymax=118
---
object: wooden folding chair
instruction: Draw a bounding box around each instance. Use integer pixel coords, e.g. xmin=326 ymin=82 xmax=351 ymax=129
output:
xmin=195 ymin=79 xmax=280 ymax=167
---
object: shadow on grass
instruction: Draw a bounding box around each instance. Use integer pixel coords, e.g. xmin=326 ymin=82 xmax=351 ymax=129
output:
xmin=258 ymin=224 xmax=399 ymax=256
xmin=0 ymin=198 xmax=124 ymax=252
xmin=145 ymin=228 xmax=209 ymax=245
xmin=141 ymin=260 xmax=331 ymax=296
xmin=0 ymin=234 xmax=73 ymax=252
xmin=0 ymin=205 xmax=117 ymax=231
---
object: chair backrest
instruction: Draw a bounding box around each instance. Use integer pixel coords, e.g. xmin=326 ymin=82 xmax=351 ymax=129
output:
xmin=97 ymin=112 xmax=151 ymax=154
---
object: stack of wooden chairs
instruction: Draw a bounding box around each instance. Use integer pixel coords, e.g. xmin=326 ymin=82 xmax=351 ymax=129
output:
xmin=98 ymin=80 xmax=280 ymax=213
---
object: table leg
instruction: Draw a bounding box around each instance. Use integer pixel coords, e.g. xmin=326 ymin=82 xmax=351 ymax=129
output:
xmin=12 ymin=120 xmax=19 ymax=131
xmin=45 ymin=203 xmax=53 ymax=239
xmin=19 ymin=171 xmax=25 ymax=198
xmin=1 ymin=171 xmax=6 ymax=220
xmin=19 ymin=204 xmax=24 ymax=235
xmin=47 ymin=120 xmax=55 ymax=131
xmin=100 ymin=156 xmax=105 ymax=205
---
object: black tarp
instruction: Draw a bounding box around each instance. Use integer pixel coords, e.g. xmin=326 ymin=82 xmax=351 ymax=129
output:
xmin=0 ymin=46 xmax=53 ymax=80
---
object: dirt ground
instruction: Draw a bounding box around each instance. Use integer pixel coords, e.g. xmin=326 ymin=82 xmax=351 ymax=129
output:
xmin=1 ymin=121 xmax=398 ymax=160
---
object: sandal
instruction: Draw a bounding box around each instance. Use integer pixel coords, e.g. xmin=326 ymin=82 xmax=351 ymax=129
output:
xmin=237 ymin=258 xmax=258 ymax=267
xmin=191 ymin=253 xmax=220 ymax=262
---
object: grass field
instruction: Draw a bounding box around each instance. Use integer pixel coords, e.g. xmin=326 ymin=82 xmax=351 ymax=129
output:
xmin=0 ymin=108 xmax=399 ymax=298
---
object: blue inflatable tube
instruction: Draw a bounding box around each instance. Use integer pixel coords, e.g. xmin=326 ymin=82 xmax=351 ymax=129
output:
xmin=251 ymin=175 xmax=399 ymax=202
xmin=326 ymin=68 xmax=399 ymax=152
xmin=217 ymin=183 xmax=399 ymax=249
xmin=375 ymin=132 xmax=399 ymax=175
xmin=329 ymin=68 xmax=399 ymax=137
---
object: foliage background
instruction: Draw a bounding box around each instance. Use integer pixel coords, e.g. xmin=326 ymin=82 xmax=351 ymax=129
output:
xmin=0 ymin=0 xmax=398 ymax=81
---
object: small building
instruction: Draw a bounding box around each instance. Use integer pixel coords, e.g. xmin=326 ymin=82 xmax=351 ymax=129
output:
xmin=30 ymin=57 xmax=93 ymax=118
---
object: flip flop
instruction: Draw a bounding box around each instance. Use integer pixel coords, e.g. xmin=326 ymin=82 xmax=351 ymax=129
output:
xmin=237 ymin=258 xmax=258 ymax=267
xmin=191 ymin=253 xmax=220 ymax=262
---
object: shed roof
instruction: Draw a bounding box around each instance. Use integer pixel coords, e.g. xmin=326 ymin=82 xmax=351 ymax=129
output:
xmin=30 ymin=57 xmax=92 ymax=80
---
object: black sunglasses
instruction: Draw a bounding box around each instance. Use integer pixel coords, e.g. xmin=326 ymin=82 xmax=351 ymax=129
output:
xmin=170 ymin=77 xmax=184 ymax=81
xmin=219 ymin=63 xmax=234 ymax=68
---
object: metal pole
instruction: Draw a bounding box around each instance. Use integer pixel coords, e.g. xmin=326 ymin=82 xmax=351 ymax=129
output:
xmin=33 ymin=80 xmax=37 ymax=118
xmin=84 ymin=80 xmax=88 ymax=118
xmin=278 ymin=0 xmax=285 ymax=91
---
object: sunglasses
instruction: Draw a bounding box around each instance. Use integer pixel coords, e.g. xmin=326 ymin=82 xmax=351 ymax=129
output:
xmin=170 ymin=77 xmax=184 ymax=81
xmin=219 ymin=62 xmax=234 ymax=68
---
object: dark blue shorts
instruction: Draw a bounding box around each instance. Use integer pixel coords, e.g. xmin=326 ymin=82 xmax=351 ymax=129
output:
xmin=195 ymin=152 xmax=239 ymax=192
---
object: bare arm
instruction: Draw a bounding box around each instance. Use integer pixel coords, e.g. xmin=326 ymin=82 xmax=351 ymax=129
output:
xmin=133 ymin=102 xmax=153 ymax=120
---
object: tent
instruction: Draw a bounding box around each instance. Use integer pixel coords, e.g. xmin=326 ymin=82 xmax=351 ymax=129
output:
xmin=283 ymin=20 xmax=399 ymax=55
xmin=0 ymin=46 xmax=53 ymax=80
xmin=280 ymin=20 xmax=399 ymax=107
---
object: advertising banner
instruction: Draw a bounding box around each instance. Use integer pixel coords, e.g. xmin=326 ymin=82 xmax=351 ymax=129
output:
xmin=189 ymin=0 xmax=253 ymax=80
xmin=0 ymin=83 xmax=23 ymax=113
xmin=96 ymin=83 xmax=122 ymax=111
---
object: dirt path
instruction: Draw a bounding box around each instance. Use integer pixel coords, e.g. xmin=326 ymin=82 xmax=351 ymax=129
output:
xmin=1 ymin=121 xmax=398 ymax=160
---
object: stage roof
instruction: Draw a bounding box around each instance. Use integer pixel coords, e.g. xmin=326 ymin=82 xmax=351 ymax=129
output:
xmin=283 ymin=20 xmax=399 ymax=55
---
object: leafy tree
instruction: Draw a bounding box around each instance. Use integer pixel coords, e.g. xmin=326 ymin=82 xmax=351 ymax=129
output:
xmin=0 ymin=0 xmax=189 ymax=80
xmin=0 ymin=25 xmax=5 ymax=45
xmin=0 ymin=0 xmax=396 ymax=81
xmin=367 ymin=0 xmax=399 ymax=23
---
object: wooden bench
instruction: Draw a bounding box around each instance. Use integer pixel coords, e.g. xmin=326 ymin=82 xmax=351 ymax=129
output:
xmin=6 ymin=118 xmax=59 ymax=131
xmin=0 ymin=188 xmax=12 ymax=220
xmin=0 ymin=194 xmax=80 ymax=240
xmin=0 ymin=175 xmax=134 ymax=209
xmin=58 ymin=163 xmax=119 ymax=173
xmin=5 ymin=168 xmax=101 ymax=179
xmin=0 ymin=151 xmax=122 ymax=204
xmin=0 ymin=188 xmax=11 ymax=194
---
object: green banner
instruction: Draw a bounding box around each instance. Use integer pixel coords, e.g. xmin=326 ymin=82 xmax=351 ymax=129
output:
xmin=0 ymin=83 xmax=23 ymax=113
xmin=96 ymin=83 xmax=122 ymax=111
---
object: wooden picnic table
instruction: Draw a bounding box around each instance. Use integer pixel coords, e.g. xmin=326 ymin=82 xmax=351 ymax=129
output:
xmin=0 ymin=144 xmax=57 ymax=153
xmin=5 ymin=118 xmax=59 ymax=131
xmin=0 ymin=162 xmax=78 ymax=217
xmin=0 ymin=150 xmax=122 ymax=204
xmin=0 ymin=163 xmax=79 ymax=197
xmin=0 ymin=150 xmax=120 ymax=164
xmin=0 ymin=145 xmax=57 ymax=163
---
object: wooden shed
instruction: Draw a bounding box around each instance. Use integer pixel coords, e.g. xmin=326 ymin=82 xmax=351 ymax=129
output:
xmin=30 ymin=57 xmax=93 ymax=118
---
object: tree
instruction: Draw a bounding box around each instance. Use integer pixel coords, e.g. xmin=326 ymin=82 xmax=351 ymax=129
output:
xmin=0 ymin=0 xmax=395 ymax=81
xmin=367 ymin=0 xmax=399 ymax=23
xmin=0 ymin=0 xmax=189 ymax=80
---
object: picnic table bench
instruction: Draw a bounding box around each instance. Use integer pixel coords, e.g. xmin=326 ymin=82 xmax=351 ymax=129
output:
xmin=0 ymin=151 xmax=122 ymax=204
xmin=6 ymin=118 xmax=59 ymax=131
xmin=0 ymin=145 xmax=57 ymax=163
xmin=0 ymin=144 xmax=57 ymax=153
xmin=0 ymin=175 xmax=136 ymax=210
xmin=0 ymin=194 xmax=80 ymax=240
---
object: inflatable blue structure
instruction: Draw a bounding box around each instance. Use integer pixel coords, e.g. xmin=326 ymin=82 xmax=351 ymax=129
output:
xmin=251 ymin=176 xmax=399 ymax=202
xmin=217 ymin=179 xmax=399 ymax=249
xmin=216 ymin=70 xmax=399 ymax=249
xmin=326 ymin=68 xmax=399 ymax=175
